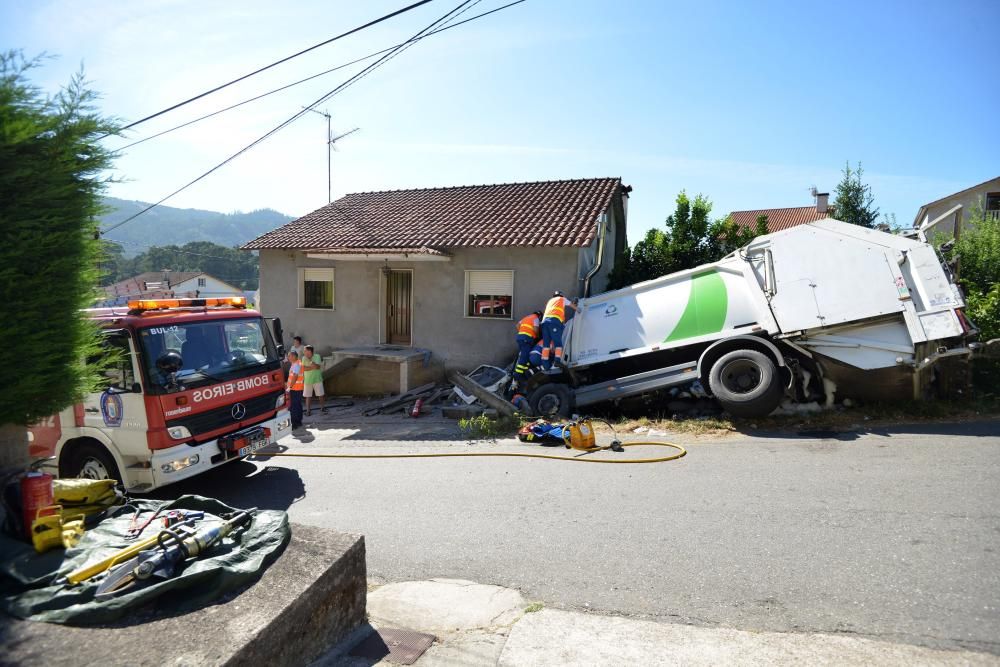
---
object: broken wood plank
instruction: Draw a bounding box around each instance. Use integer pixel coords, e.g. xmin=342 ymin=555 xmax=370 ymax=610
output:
xmin=362 ymin=382 xmax=438 ymax=416
xmin=447 ymin=371 xmax=516 ymax=418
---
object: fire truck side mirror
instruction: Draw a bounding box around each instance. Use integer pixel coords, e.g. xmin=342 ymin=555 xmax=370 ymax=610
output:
xmin=156 ymin=351 xmax=184 ymax=374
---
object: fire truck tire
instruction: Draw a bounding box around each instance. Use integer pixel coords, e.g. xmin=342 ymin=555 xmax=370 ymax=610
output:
xmin=708 ymin=348 xmax=783 ymax=418
xmin=64 ymin=441 xmax=122 ymax=484
xmin=528 ymin=383 xmax=574 ymax=418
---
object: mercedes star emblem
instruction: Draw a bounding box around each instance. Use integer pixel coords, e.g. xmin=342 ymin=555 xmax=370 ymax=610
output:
xmin=231 ymin=403 xmax=247 ymax=420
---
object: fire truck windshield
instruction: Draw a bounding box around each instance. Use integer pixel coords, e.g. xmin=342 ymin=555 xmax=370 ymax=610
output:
xmin=138 ymin=318 xmax=280 ymax=393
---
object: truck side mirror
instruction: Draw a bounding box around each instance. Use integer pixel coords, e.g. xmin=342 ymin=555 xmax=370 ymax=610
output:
xmin=276 ymin=344 xmax=286 ymax=358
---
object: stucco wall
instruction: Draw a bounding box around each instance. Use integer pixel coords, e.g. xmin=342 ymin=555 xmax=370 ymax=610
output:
xmin=173 ymin=275 xmax=242 ymax=298
xmin=918 ymin=178 xmax=1000 ymax=238
xmin=258 ymin=246 xmax=581 ymax=371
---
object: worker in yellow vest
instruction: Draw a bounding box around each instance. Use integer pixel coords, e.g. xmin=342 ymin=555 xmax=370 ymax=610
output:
xmin=513 ymin=310 xmax=543 ymax=387
xmin=540 ymin=290 xmax=579 ymax=371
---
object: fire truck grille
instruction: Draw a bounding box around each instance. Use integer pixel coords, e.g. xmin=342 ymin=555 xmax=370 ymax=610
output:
xmin=167 ymin=390 xmax=281 ymax=437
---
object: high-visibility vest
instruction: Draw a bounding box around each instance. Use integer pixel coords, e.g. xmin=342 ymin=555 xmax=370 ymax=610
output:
xmin=289 ymin=363 xmax=304 ymax=391
xmin=543 ymin=296 xmax=567 ymax=322
xmin=517 ymin=313 xmax=540 ymax=338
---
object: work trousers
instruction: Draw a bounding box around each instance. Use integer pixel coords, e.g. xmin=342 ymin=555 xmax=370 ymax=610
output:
xmin=514 ymin=334 xmax=535 ymax=378
xmin=289 ymin=390 xmax=304 ymax=428
xmin=541 ymin=318 xmax=565 ymax=370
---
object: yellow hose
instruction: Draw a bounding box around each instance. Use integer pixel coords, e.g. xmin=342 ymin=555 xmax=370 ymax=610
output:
xmin=255 ymin=441 xmax=686 ymax=464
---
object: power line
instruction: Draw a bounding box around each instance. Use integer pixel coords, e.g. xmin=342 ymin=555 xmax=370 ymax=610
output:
xmin=117 ymin=1 xmax=525 ymax=151
xmin=116 ymin=0 xmax=434 ymax=133
xmin=102 ymin=0 xmax=516 ymax=235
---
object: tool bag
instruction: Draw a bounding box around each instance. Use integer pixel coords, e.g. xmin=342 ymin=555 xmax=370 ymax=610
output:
xmin=52 ymin=478 xmax=122 ymax=518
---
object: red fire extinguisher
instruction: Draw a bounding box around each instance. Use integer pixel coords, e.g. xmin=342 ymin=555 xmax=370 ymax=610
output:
xmin=21 ymin=471 xmax=54 ymax=540
xmin=410 ymin=399 xmax=424 ymax=418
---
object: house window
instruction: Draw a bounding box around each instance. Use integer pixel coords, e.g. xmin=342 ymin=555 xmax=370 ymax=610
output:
xmin=300 ymin=268 xmax=334 ymax=310
xmin=986 ymin=193 xmax=1000 ymax=220
xmin=197 ymin=277 xmax=206 ymax=287
xmin=465 ymin=270 xmax=513 ymax=319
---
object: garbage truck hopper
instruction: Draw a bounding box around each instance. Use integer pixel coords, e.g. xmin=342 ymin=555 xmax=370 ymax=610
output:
xmin=521 ymin=219 xmax=975 ymax=418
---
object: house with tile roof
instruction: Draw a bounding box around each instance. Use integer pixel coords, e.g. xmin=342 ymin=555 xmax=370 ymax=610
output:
xmin=99 ymin=270 xmax=244 ymax=307
xmin=728 ymin=190 xmax=833 ymax=234
xmin=244 ymin=177 xmax=630 ymax=386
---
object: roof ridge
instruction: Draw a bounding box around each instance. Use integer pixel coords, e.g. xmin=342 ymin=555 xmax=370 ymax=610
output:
xmin=342 ymin=176 xmax=621 ymax=198
xmin=730 ymin=205 xmax=822 ymax=213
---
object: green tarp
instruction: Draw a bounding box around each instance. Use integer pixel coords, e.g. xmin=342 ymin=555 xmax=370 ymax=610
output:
xmin=0 ymin=495 xmax=289 ymax=625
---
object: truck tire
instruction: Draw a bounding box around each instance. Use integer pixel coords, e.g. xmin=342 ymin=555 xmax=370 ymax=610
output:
xmin=708 ymin=349 xmax=783 ymax=418
xmin=528 ymin=383 xmax=574 ymax=418
xmin=63 ymin=442 xmax=122 ymax=484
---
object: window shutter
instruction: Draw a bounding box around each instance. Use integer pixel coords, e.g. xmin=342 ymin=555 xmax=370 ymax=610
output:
xmin=303 ymin=268 xmax=333 ymax=282
xmin=468 ymin=270 xmax=513 ymax=295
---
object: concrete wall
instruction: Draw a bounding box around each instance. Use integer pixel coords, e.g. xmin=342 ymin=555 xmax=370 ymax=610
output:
xmin=917 ymin=177 xmax=1000 ymax=239
xmin=259 ymin=245 xmax=581 ymax=371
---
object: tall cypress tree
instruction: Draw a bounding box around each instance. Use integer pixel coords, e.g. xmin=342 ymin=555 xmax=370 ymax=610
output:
xmin=0 ymin=51 xmax=118 ymax=428
xmin=832 ymin=161 xmax=880 ymax=228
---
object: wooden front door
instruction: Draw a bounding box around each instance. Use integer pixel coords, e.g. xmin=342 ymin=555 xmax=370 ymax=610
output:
xmin=386 ymin=270 xmax=412 ymax=345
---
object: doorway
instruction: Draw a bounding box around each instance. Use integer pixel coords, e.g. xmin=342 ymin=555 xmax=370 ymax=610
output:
xmin=385 ymin=270 xmax=412 ymax=345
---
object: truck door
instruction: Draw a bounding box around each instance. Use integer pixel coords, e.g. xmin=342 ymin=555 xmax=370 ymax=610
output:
xmin=81 ymin=331 xmax=148 ymax=465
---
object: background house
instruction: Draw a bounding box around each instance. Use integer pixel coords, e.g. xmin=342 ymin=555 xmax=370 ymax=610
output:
xmin=913 ymin=176 xmax=1000 ymax=240
xmin=244 ymin=177 xmax=630 ymax=392
xmin=100 ymin=270 xmax=245 ymax=307
xmin=729 ymin=189 xmax=832 ymax=233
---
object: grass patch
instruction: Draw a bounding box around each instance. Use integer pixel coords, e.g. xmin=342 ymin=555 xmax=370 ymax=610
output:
xmin=524 ymin=602 xmax=544 ymax=613
xmin=596 ymin=394 xmax=1000 ymax=438
xmin=458 ymin=414 xmax=523 ymax=441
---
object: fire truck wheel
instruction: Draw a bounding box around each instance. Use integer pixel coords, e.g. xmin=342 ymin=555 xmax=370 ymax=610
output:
xmin=708 ymin=348 xmax=783 ymax=418
xmin=528 ymin=383 xmax=574 ymax=418
xmin=66 ymin=442 xmax=121 ymax=484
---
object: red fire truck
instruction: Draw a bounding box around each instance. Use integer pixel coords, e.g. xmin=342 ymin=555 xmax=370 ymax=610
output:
xmin=28 ymin=297 xmax=293 ymax=492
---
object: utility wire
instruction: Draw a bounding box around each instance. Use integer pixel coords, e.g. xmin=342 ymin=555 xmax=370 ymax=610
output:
xmin=116 ymin=0 xmax=434 ymax=133
xmin=117 ymin=0 xmax=525 ymax=151
xmin=102 ymin=0 xmax=515 ymax=234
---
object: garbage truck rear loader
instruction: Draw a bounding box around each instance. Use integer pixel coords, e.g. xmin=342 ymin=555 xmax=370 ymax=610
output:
xmin=523 ymin=219 xmax=975 ymax=418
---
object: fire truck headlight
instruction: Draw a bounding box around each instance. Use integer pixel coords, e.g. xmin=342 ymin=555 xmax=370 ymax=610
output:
xmin=161 ymin=454 xmax=199 ymax=474
xmin=275 ymin=394 xmax=286 ymax=409
xmin=168 ymin=426 xmax=192 ymax=440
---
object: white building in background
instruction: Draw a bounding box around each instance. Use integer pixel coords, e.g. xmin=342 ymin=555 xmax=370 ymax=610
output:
xmin=100 ymin=271 xmax=246 ymax=307
xmin=914 ymin=176 xmax=1000 ymax=241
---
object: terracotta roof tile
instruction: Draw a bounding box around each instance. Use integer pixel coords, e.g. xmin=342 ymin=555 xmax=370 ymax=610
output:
xmin=729 ymin=206 xmax=830 ymax=233
xmin=244 ymin=178 xmax=622 ymax=250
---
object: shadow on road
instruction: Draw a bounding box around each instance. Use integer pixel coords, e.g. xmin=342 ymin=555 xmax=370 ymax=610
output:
xmin=146 ymin=460 xmax=306 ymax=510
xmin=746 ymin=418 xmax=1000 ymax=441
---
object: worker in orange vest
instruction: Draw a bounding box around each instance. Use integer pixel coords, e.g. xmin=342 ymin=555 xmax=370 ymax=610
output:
xmin=540 ymin=290 xmax=579 ymax=371
xmin=513 ymin=310 xmax=543 ymax=387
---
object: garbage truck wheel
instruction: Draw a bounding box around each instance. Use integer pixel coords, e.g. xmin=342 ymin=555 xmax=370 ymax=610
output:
xmin=708 ymin=349 xmax=783 ymax=418
xmin=528 ymin=383 xmax=574 ymax=418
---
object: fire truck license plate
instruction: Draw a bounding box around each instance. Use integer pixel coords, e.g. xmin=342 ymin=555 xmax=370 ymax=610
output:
xmin=238 ymin=431 xmax=268 ymax=457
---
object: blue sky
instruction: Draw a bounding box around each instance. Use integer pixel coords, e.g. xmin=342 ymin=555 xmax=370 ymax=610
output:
xmin=2 ymin=0 xmax=998 ymax=243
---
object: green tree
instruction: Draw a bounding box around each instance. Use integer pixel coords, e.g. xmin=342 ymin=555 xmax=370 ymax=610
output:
xmin=112 ymin=242 xmax=258 ymax=290
xmin=0 ymin=51 xmax=117 ymax=427
xmin=832 ymin=161 xmax=879 ymax=228
xmin=941 ymin=203 xmax=1000 ymax=341
xmin=609 ymin=193 xmax=772 ymax=289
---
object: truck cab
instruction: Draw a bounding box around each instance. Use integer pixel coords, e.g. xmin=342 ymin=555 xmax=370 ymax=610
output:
xmin=29 ymin=297 xmax=293 ymax=492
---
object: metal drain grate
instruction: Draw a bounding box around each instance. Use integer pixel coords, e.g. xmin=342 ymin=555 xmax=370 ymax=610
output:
xmin=348 ymin=627 xmax=436 ymax=665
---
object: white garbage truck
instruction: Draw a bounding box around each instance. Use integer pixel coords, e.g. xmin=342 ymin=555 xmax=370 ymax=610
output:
xmin=521 ymin=219 xmax=976 ymax=418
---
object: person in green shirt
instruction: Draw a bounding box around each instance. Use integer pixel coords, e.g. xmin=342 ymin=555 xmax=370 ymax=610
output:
xmin=301 ymin=345 xmax=326 ymax=415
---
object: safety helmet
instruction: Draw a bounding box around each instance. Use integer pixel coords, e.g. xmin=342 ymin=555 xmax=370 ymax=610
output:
xmin=552 ymin=290 xmax=563 ymax=297
xmin=534 ymin=310 xmax=543 ymax=318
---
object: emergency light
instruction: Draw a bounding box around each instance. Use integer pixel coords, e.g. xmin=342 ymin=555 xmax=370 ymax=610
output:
xmin=127 ymin=296 xmax=246 ymax=312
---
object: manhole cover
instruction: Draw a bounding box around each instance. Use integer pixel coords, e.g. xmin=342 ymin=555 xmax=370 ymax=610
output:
xmin=348 ymin=627 xmax=436 ymax=665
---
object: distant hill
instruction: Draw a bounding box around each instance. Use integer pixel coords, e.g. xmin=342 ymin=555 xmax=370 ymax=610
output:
xmin=99 ymin=197 xmax=294 ymax=256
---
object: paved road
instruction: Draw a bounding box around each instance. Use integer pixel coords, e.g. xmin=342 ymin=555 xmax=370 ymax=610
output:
xmin=153 ymin=418 xmax=1000 ymax=655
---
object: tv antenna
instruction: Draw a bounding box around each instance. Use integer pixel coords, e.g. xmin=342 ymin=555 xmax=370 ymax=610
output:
xmin=302 ymin=107 xmax=360 ymax=203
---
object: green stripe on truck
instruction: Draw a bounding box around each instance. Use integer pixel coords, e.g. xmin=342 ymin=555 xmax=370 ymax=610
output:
xmin=664 ymin=270 xmax=728 ymax=342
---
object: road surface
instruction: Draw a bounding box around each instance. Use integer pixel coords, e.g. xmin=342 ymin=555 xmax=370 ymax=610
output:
xmin=153 ymin=417 xmax=1000 ymax=655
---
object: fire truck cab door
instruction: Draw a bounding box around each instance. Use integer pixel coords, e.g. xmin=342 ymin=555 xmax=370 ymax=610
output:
xmin=85 ymin=331 xmax=147 ymax=453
